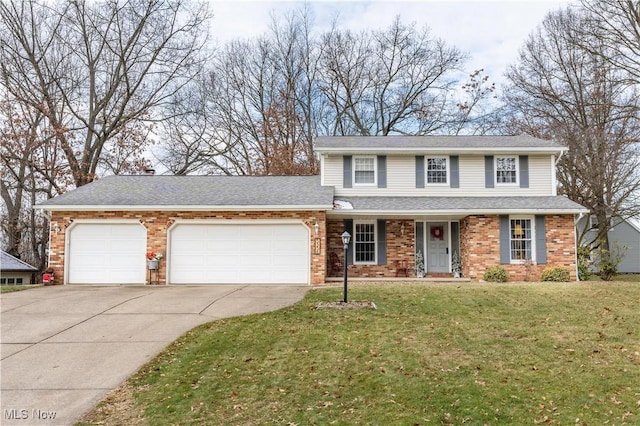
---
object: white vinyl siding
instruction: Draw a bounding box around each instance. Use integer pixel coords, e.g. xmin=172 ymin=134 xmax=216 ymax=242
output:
xmin=324 ymin=154 xmax=554 ymax=196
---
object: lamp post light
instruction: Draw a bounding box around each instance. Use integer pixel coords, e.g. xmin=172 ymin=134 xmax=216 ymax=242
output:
xmin=341 ymin=231 xmax=351 ymax=303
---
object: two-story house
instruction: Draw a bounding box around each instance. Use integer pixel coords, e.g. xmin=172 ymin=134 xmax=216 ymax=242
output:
xmin=38 ymin=135 xmax=587 ymax=285
xmin=317 ymin=135 xmax=587 ymax=281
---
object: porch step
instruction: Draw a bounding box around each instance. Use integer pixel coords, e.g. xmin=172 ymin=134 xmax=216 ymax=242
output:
xmin=426 ymin=273 xmax=453 ymax=278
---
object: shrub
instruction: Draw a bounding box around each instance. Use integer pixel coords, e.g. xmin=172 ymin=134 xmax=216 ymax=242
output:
xmin=483 ymin=266 xmax=508 ymax=282
xmin=541 ymin=266 xmax=571 ymax=282
xmin=577 ymin=245 xmax=592 ymax=281
xmin=592 ymin=241 xmax=628 ymax=281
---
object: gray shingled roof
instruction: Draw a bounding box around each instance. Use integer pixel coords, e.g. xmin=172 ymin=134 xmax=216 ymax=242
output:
xmin=315 ymin=135 xmax=567 ymax=153
xmin=38 ymin=175 xmax=335 ymax=210
xmin=332 ymin=196 xmax=587 ymax=214
xmin=1 ymin=251 xmax=38 ymax=272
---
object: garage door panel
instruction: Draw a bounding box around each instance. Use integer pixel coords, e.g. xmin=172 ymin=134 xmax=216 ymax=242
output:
xmin=170 ymin=223 xmax=309 ymax=284
xmin=68 ymin=224 xmax=146 ymax=284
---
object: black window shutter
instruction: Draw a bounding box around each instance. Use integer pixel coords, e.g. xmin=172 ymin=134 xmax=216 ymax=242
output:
xmin=377 ymin=156 xmax=387 ymax=188
xmin=535 ymin=215 xmax=547 ymax=264
xmin=500 ymin=215 xmax=510 ymax=264
xmin=450 ymin=155 xmax=459 ymax=188
xmin=416 ymin=222 xmax=424 ymax=257
xmin=415 ymin=156 xmax=425 ymax=188
xmin=520 ymin=156 xmax=529 ymax=188
xmin=485 ymin=156 xmax=494 ymax=188
xmin=343 ymin=156 xmax=352 ymax=188
xmin=377 ymin=219 xmax=386 ymax=265
xmin=344 ymin=219 xmax=353 ymax=265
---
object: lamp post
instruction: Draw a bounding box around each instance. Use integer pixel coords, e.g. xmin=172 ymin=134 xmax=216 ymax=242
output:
xmin=341 ymin=231 xmax=351 ymax=303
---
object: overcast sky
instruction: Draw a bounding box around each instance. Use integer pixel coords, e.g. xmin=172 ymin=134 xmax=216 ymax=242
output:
xmin=208 ymin=0 xmax=575 ymax=87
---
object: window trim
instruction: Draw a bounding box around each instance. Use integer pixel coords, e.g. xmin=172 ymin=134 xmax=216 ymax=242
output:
xmin=509 ymin=215 xmax=535 ymax=263
xmin=353 ymin=220 xmax=377 ymax=265
xmin=495 ymin=156 xmax=519 ymax=186
xmin=352 ymin=156 xmax=377 ymax=186
xmin=425 ymin=156 xmax=449 ymax=186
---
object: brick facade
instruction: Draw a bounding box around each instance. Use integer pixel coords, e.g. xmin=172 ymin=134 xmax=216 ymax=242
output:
xmin=49 ymin=210 xmax=327 ymax=285
xmin=460 ymin=214 xmax=577 ymax=281
xmin=49 ymin=211 xmax=578 ymax=285
xmin=326 ymin=219 xmax=415 ymax=278
xmin=327 ymin=215 xmax=577 ymax=282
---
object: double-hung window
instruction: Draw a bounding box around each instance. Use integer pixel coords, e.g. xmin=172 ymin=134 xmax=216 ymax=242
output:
xmin=427 ymin=157 xmax=448 ymax=184
xmin=354 ymin=221 xmax=376 ymax=264
xmin=510 ymin=217 xmax=533 ymax=261
xmin=353 ymin=156 xmax=376 ymax=185
xmin=496 ymin=157 xmax=518 ymax=184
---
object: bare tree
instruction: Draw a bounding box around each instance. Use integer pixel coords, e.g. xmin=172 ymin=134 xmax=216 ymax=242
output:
xmin=580 ymin=0 xmax=640 ymax=84
xmin=155 ymin=71 xmax=238 ymax=175
xmin=0 ymin=0 xmax=210 ymax=267
xmin=318 ymin=17 xmax=466 ymax=136
xmin=0 ymin=94 xmax=64 ymax=269
xmin=160 ymin=7 xmax=321 ymax=176
xmin=0 ymin=0 xmax=211 ymax=187
xmin=504 ymin=7 xmax=640 ymax=256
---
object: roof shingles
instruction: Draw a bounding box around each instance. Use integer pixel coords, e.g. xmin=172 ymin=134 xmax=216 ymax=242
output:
xmin=314 ymin=135 xmax=567 ymax=151
xmin=333 ymin=196 xmax=587 ymax=213
xmin=38 ymin=175 xmax=335 ymax=209
xmin=1 ymin=251 xmax=38 ymax=272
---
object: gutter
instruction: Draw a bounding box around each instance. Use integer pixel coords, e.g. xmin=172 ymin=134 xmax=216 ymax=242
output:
xmin=35 ymin=204 xmax=336 ymax=212
xmin=328 ymin=208 xmax=590 ymax=217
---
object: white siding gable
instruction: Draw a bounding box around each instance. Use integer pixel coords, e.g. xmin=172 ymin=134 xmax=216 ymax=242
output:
xmin=323 ymin=154 xmax=554 ymax=197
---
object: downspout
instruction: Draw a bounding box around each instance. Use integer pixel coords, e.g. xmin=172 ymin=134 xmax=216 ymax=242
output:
xmin=574 ymin=212 xmax=585 ymax=281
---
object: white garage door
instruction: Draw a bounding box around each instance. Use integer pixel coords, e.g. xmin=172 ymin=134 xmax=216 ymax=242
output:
xmin=67 ymin=223 xmax=147 ymax=284
xmin=169 ymin=223 xmax=309 ymax=284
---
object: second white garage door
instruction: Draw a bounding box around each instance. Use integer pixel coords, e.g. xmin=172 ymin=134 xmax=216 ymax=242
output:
xmin=169 ymin=223 xmax=309 ymax=284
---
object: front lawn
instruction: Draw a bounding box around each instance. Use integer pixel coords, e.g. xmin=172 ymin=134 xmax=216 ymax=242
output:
xmin=80 ymin=282 xmax=640 ymax=425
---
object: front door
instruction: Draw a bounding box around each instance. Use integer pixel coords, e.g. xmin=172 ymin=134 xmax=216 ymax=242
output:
xmin=427 ymin=222 xmax=449 ymax=273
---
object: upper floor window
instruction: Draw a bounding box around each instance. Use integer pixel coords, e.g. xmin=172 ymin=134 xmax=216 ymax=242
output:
xmin=353 ymin=156 xmax=376 ymax=185
xmin=510 ymin=217 xmax=533 ymax=261
xmin=496 ymin=156 xmax=518 ymax=184
xmin=427 ymin=157 xmax=448 ymax=184
xmin=354 ymin=221 xmax=376 ymax=264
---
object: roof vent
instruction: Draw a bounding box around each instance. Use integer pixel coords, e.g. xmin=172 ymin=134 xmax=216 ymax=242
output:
xmin=143 ymin=168 xmax=155 ymax=175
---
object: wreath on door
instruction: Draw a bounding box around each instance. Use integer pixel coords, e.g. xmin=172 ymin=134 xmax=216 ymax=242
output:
xmin=431 ymin=226 xmax=443 ymax=240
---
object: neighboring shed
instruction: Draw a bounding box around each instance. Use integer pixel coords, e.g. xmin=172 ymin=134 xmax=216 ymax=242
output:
xmin=1 ymin=251 xmax=38 ymax=285
xmin=577 ymin=216 xmax=640 ymax=274
xmin=610 ymin=218 xmax=640 ymax=274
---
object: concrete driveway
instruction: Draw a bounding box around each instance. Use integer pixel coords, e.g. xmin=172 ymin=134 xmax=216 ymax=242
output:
xmin=1 ymin=285 xmax=309 ymax=425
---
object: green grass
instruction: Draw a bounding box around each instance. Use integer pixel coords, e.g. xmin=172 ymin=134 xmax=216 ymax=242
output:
xmin=586 ymin=274 xmax=640 ymax=282
xmin=0 ymin=284 xmax=40 ymax=293
xmin=80 ymin=282 xmax=640 ymax=425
